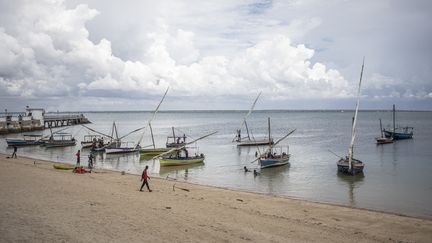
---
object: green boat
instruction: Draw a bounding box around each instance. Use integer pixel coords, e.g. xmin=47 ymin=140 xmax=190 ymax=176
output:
xmin=160 ymin=154 xmax=205 ymax=166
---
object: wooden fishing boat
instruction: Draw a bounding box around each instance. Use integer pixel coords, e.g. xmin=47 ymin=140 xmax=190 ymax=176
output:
xmin=81 ymin=134 xmax=103 ymax=148
xmin=165 ymin=127 xmax=187 ymax=148
xmin=105 ymin=142 xmax=140 ymax=154
xmin=154 ymin=132 xmax=217 ymax=167
xmin=43 ymin=133 xmax=76 ymax=148
xmin=138 ymin=88 xmax=173 ymax=156
xmin=53 ymin=164 xmax=75 ymax=170
xmin=160 ymin=153 xmax=205 ymax=166
xmin=6 ymin=134 xmax=44 ymax=146
xmin=254 ymin=118 xmax=296 ymax=169
xmin=382 ymin=105 xmax=413 ymax=140
xmin=234 ymin=92 xmax=274 ymax=147
xmin=375 ymin=118 xmax=393 ymax=144
xmin=337 ymin=58 xmax=365 ymax=175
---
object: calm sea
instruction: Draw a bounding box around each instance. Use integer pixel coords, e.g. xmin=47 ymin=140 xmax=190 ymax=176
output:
xmin=1 ymin=110 xmax=431 ymax=218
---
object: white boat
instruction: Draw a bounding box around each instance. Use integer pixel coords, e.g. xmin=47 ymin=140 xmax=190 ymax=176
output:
xmin=233 ymin=92 xmax=273 ymax=146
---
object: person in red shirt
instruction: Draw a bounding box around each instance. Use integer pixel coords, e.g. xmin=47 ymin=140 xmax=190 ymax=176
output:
xmin=140 ymin=165 xmax=152 ymax=192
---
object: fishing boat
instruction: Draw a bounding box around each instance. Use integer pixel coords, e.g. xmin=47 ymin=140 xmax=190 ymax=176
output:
xmin=166 ymin=127 xmax=187 ymax=148
xmin=336 ymin=58 xmax=365 ymax=175
xmin=383 ymin=105 xmax=413 ymax=140
xmin=233 ymin=92 xmax=274 ymax=146
xmin=105 ymin=141 xmax=140 ymax=154
xmin=81 ymin=134 xmax=103 ymax=148
xmin=252 ymin=118 xmax=296 ymax=169
xmin=154 ymin=132 xmax=217 ymax=166
xmin=6 ymin=134 xmax=44 ymax=146
xmin=375 ymin=119 xmax=393 ymax=144
xmin=138 ymin=88 xmax=174 ymax=156
xmin=43 ymin=132 xmax=76 ymax=148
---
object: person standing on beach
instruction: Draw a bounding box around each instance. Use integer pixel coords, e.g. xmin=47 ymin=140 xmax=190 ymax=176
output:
xmin=140 ymin=165 xmax=152 ymax=192
xmin=75 ymin=150 xmax=80 ymax=166
xmin=11 ymin=146 xmax=17 ymax=158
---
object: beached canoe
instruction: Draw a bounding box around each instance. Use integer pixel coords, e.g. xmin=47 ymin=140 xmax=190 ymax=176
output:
xmin=53 ymin=164 xmax=75 ymax=170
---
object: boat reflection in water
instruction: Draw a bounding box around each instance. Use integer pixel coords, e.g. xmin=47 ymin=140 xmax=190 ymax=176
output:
xmin=336 ymin=172 xmax=365 ymax=207
xmin=158 ymin=163 xmax=205 ymax=181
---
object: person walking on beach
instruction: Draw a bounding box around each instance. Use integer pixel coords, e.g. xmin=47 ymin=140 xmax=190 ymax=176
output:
xmin=140 ymin=165 xmax=152 ymax=192
xmin=11 ymin=146 xmax=17 ymax=158
xmin=75 ymin=150 xmax=80 ymax=166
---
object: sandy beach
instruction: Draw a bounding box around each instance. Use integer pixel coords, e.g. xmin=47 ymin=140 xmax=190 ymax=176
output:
xmin=0 ymin=154 xmax=431 ymax=242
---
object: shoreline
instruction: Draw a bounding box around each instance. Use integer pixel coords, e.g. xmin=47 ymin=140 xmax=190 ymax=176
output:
xmin=5 ymin=153 xmax=431 ymax=221
xmin=1 ymin=153 xmax=432 ymax=242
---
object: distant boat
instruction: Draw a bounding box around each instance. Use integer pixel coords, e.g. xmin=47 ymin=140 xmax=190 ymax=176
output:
xmin=81 ymin=134 xmax=103 ymax=148
xmin=6 ymin=134 xmax=44 ymax=146
xmin=154 ymin=131 xmax=217 ymax=166
xmin=336 ymin=58 xmax=365 ymax=175
xmin=166 ymin=127 xmax=187 ymax=148
xmin=104 ymin=123 xmax=140 ymax=154
xmin=234 ymin=92 xmax=274 ymax=146
xmin=255 ymin=118 xmax=296 ymax=169
xmin=375 ymin=118 xmax=393 ymax=144
xmin=383 ymin=105 xmax=413 ymax=140
xmin=43 ymin=132 xmax=76 ymax=148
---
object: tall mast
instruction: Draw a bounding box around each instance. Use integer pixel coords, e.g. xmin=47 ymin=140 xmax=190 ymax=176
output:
xmin=172 ymin=127 xmax=176 ymax=142
xmin=244 ymin=121 xmax=251 ymax=140
xmin=379 ymin=118 xmax=384 ymax=138
xmin=392 ymin=104 xmax=396 ymax=134
xmin=348 ymin=57 xmax=365 ymax=171
xmin=268 ymin=117 xmax=271 ymax=146
xmin=149 ymin=122 xmax=155 ymax=149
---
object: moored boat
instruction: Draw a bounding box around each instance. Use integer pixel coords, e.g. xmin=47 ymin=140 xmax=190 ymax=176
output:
xmin=6 ymin=134 xmax=44 ymax=146
xmin=160 ymin=153 xmax=205 ymax=166
xmin=336 ymin=58 xmax=365 ymax=175
xmin=375 ymin=118 xmax=393 ymax=144
xmin=382 ymin=105 xmax=413 ymax=140
xmin=43 ymin=132 xmax=76 ymax=148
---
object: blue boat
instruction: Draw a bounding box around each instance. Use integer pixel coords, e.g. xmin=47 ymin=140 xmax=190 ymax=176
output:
xmin=6 ymin=134 xmax=44 ymax=146
xmin=382 ymin=105 xmax=414 ymax=140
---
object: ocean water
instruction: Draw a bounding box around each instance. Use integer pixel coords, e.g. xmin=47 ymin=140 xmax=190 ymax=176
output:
xmin=1 ymin=110 xmax=431 ymax=218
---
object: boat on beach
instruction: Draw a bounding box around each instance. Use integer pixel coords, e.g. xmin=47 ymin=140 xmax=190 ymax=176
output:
xmin=233 ymin=92 xmax=274 ymax=147
xmin=336 ymin=58 xmax=365 ymax=175
xmin=6 ymin=134 xmax=44 ymax=146
xmin=382 ymin=105 xmax=413 ymax=140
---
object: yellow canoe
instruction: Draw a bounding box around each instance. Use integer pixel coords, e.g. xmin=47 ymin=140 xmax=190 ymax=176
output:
xmin=53 ymin=164 xmax=75 ymax=170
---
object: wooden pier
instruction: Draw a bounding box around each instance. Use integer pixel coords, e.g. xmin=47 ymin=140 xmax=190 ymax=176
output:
xmin=43 ymin=114 xmax=90 ymax=128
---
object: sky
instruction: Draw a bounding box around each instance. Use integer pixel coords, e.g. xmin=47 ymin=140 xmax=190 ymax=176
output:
xmin=0 ymin=0 xmax=431 ymax=112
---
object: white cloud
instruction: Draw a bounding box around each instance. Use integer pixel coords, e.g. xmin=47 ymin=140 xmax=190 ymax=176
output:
xmin=0 ymin=0 xmax=431 ymax=110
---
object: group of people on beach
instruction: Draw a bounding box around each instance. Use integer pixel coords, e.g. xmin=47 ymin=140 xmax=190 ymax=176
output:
xmin=73 ymin=149 xmax=151 ymax=191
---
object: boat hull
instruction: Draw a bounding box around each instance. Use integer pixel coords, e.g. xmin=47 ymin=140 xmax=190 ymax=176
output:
xmin=6 ymin=139 xmax=43 ymax=146
xmin=43 ymin=141 xmax=76 ymax=148
xmin=375 ymin=137 xmax=394 ymax=144
xmin=140 ymin=148 xmax=171 ymax=156
xmin=383 ymin=130 xmax=413 ymax=140
xmin=237 ymin=139 xmax=273 ymax=147
xmin=53 ymin=164 xmax=75 ymax=170
xmin=105 ymin=147 xmax=139 ymax=154
xmin=337 ymin=158 xmax=364 ymax=175
xmin=160 ymin=156 xmax=205 ymax=166
xmin=259 ymin=154 xmax=290 ymax=169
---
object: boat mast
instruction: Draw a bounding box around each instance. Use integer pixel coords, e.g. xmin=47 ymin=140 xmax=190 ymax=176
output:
xmin=393 ymin=104 xmax=396 ymax=133
xmin=348 ymin=57 xmax=365 ymax=171
xmin=172 ymin=127 xmax=176 ymax=142
xmin=244 ymin=121 xmax=251 ymax=140
xmin=268 ymin=117 xmax=271 ymax=146
xmin=149 ymin=122 xmax=155 ymax=149
xmin=379 ymin=118 xmax=384 ymax=138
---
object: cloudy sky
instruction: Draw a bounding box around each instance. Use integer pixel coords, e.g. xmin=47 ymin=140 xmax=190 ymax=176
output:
xmin=0 ymin=0 xmax=431 ymax=111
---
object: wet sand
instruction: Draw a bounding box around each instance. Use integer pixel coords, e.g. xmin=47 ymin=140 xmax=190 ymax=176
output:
xmin=1 ymin=153 xmax=431 ymax=242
